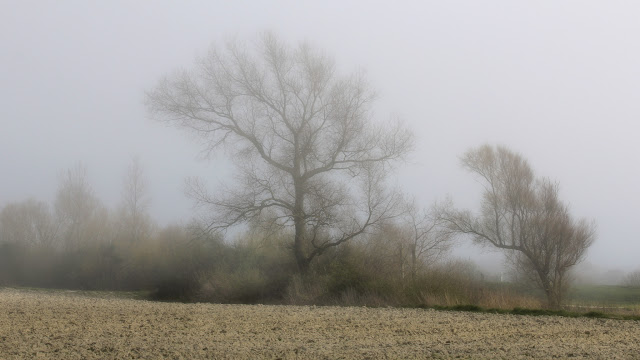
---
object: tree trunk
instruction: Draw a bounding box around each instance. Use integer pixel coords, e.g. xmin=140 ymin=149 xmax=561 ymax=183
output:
xmin=293 ymin=217 xmax=309 ymax=273
xmin=539 ymin=275 xmax=561 ymax=309
xmin=544 ymin=288 xmax=561 ymax=309
xmin=295 ymin=254 xmax=310 ymax=274
xmin=293 ymin=175 xmax=308 ymax=274
xmin=410 ymin=243 xmax=417 ymax=286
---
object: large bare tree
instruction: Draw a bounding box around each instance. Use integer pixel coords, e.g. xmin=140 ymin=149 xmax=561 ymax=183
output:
xmin=438 ymin=145 xmax=596 ymax=308
xmin=146 ymin=33 xmax=413 ymax=272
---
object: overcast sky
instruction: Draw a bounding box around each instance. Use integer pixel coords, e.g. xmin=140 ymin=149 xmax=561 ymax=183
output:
xmin=1 ymin=1 xmax=639 ymax=272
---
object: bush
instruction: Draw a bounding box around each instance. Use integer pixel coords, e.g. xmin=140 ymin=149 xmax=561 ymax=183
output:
xmin=152 ymin=276 xmax=201 ymax=301
xmin=195 ymin=239 xmax=295 ymax=303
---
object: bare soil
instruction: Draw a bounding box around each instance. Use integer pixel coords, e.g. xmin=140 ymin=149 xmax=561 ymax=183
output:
xmin=1 ymin=288 xmax=638 ymax=359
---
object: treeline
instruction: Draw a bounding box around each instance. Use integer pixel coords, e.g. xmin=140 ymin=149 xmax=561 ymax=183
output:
xmin=0 ymin=215 xmax=535 ymax=308
xmin=0 ymin=162 xmax=539 ymax=308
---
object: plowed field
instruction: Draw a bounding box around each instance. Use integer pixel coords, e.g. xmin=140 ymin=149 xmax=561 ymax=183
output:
xmin=1 ymin=288 xmax=638 ymax=359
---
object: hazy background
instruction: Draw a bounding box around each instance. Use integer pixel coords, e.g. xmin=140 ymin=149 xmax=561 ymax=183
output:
xmin=1 ymin=1 xmax=638 ymax=274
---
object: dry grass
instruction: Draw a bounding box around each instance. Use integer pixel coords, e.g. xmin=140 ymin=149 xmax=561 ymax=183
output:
xmin=472 ymin=288 xmax=544 ymax=310
xmin=416 ymin=286 xmax=543 ymax=310
xmin=1 ymin=287 xmax=639 ymax=359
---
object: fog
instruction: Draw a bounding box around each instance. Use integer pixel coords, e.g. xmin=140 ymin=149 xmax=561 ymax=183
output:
xmin=2 ymin=1 xmax=639 ymax=274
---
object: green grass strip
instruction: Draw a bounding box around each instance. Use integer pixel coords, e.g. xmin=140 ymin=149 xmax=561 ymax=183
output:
xmin=419 ymin=304 xmax=640 ymax=321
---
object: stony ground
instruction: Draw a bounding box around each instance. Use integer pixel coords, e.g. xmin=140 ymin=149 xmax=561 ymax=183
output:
xmin=1 ymin=288 xmax=639 ymax=359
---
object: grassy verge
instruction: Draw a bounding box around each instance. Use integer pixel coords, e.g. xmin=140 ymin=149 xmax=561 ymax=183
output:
xmin=420 ymin=303 xmax=640 ymax=321
xmin=564 ymin=284 xmax=640 ymax=316
xmin=568 ymin=284 xmax=640 ymax=305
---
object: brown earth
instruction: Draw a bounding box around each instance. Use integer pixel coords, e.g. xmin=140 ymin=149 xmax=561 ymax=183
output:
xmin=0 ymin=288 xmax=638 ymax=359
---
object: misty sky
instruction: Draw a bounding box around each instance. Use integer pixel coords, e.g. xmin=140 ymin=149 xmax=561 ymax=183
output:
xmin=1 ymin=1 xmax=639 ymax=272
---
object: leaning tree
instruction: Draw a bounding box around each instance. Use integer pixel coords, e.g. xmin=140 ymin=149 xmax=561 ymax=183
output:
xmin=438 ymin=145 xmax=596 ymax=308
xmin=146 ymin=33 xmax=413 ymax=273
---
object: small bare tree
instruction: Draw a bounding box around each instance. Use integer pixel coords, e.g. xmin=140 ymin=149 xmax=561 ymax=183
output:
xmin=146 ymin=33 xmax=413 ymax=272
xmin=54 ymin=163 xmax=108 ymax=250
xmin=404 ymin=204 xmax=454 ymax=284
xmin=622 ymin=270 xmax=640 ymax=287
xmin=438 ymin=145 xmax=596 ymax=308
xmin=118 ymin=157 xmax=152 ymax=243
xmin=365 ymin=205 xmax=453 ymax=288
xmin=0 ymin=199 xmax=58 ymax=248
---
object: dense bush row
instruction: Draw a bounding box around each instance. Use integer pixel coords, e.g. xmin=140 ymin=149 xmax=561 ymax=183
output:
xmin=0 ymin=217 xmax=543 ymax=310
